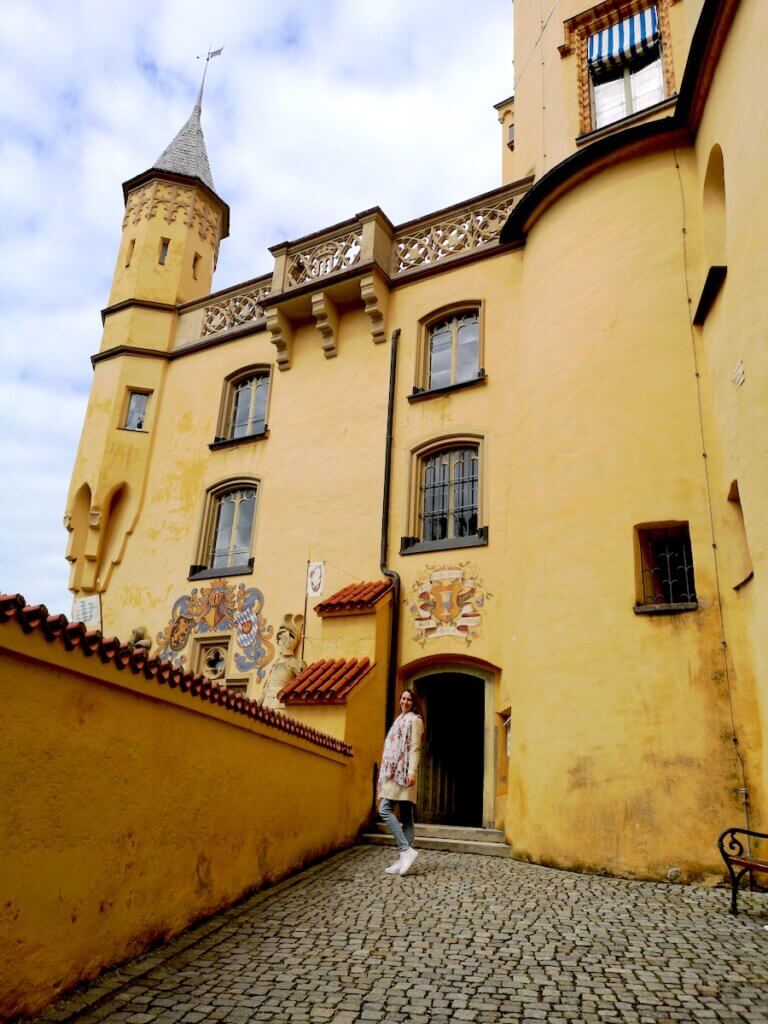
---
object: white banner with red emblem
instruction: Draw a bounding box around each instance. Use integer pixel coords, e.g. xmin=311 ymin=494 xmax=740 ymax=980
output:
xmin=306 ymin=561 xmax=325 ymax=598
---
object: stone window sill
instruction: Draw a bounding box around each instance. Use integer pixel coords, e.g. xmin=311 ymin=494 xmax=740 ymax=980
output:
xmin=209 ymin=429 xmax=269 ymax=451
xmin=400 ymin=528 xmax=489 ymax=556
xmin=188 ymin=559 xmax=254 ymax=581
xmin=633 ymin=601 xmax=698 ymax=615
xmin=408 ymin=373 xmax=487 ymax=404
xmin=576 ymin=96 xmax=677 ymax=147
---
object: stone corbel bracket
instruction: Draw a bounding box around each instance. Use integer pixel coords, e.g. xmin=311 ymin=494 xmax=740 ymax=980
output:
xmin=360 ymin=272 xmax=389 ymax=344
xmin=311 ymin=291 xmax=340 ymax=359
xmin=266 ymin=307 xmax=295 ymax=371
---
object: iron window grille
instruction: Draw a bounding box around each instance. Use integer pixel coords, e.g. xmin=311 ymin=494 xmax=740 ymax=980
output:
xmin=425 ymin=312 xmax=480 ymax=392
xmin=420 ymin=447 xmax=479 ymax=542
xmin=637 ymin=526 xmax=697 ymax=608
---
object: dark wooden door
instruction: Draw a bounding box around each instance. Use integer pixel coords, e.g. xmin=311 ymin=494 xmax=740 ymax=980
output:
xmin=416 ymin=674 xmax=484 ymax=826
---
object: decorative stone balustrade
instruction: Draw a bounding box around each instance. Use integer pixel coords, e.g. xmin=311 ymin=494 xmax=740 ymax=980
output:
xmin=392 ymin=185 xmax=525 ymax=276
xmin=285 ymin=230 xmax=363 ymax=289
xmin=200 ymin=279 xmax=272 ymax=337
xmin=177 ymin=179 xmax=533 ymax=359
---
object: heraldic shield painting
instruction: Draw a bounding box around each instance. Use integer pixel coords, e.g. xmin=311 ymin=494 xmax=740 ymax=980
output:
xmin=156 ymin=579 xmax=274 ymax=675
xmin=410 ymin=563 xmax=491 ymax=646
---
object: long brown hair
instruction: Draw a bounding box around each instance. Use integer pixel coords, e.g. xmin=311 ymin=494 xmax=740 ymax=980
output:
xmin=400 ymin=687 xmax=423 ymax=719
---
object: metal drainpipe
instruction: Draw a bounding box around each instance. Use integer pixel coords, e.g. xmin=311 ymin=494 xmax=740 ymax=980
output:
xmin=380 ymin=328 xmax=401 ymax=729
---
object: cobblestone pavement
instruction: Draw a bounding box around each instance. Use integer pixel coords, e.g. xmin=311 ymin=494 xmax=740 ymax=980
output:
xmin=37 ymin=846 xmax=768 ymax=1024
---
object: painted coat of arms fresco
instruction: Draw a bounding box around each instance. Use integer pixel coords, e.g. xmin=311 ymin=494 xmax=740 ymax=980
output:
xmin=156 ymin=579 xmax=274 ymax=675
xmin=410 ymin=564 xmax=491 ymax=647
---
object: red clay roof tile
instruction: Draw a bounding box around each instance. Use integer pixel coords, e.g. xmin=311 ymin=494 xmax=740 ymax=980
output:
xmin=278 ymin=657 xmax=373 ymax=705
xmin=314 ymin=581 xmax=392 ymax=617
xmin=0 ymin=593 xmax=352 ymax=758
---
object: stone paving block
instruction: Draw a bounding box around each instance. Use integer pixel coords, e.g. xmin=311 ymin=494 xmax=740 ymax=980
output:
xmin=26 ymin=847 xmax=768 ymax=1024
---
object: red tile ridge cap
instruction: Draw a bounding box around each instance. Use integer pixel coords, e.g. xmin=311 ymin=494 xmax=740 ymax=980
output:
xmin=0 ymin=593 xmax=353 ymax=757
xmin=315 ymin=580 xmax=392 ymax=616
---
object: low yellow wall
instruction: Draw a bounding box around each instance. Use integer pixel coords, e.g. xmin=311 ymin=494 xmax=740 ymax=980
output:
xmin=0 ymin=624 xmax=368 ymax=1019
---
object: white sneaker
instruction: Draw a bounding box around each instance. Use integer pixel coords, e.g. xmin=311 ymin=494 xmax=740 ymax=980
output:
xmin=384 ymin=855 xmax=403 ymax=875
xmin=398 ymin=847 xmax=419 ymax=876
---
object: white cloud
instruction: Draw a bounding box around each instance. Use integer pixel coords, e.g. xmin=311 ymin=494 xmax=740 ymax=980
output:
xmin=0 ymin=0 xmax=513 ymax=615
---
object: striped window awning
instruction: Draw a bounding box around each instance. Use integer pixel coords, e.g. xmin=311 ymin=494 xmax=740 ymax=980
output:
xmin=588 ymin=6 xmax=659 ymax=75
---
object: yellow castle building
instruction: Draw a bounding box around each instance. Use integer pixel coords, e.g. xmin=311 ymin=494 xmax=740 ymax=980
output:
xmin=62 ymin=0 xmax=767 ymax=883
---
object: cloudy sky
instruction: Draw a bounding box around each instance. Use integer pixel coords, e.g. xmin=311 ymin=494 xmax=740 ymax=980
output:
xmin=0 ymin=0 xmax=513 ymax=616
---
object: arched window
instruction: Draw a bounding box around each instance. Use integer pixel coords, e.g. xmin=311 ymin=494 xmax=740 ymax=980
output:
xmin=421 ymin=446 xmax=479 ymax=542
xmin=212 ymin=367 xmax=271 ymax=448
xmin=401 ymin=437 xmax=488 ymax=554
xmin=420 ymin=309 xmax=481 ymax=393
xmin=190 ymin=478 xmax=259 ymax=580
xmin=703 ymin=144 xmax=726 ymax=267
xmin=230 ymin=373 xmax=269 ymax=438
xmin=694 ymin=145 xmax=728 ymax=325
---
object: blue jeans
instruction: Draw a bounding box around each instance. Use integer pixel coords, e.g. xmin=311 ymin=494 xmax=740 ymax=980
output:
xmin=379 ymin=799 xmax=415 ymax=853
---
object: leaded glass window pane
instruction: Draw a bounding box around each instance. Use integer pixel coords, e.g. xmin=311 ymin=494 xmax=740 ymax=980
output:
xmin=456 ymin=316 xmax=479 ymax=384
xmin=428 ymin=324 xmax=452 ymax=391
xmin=211 ymin=495 xmax=236 ymax=568
xmin=230 ymin=374 xmax=268 ymax=439
xmin=210 ymin=487 xmax=257 ymax=569
xmin=232 ymin=489 xmax=255 ymax=565
xmin=426 ymin=312 xmax=479 ymax=390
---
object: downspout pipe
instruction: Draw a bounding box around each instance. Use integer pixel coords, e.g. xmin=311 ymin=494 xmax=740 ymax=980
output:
xmin=380 ymin=328 xmax=401 ymax=729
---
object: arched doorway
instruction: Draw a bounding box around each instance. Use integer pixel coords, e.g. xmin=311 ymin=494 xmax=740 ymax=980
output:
xmin=413 ymin=672 xmax=486 ymax=827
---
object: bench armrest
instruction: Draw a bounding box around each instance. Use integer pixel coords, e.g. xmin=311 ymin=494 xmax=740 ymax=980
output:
xmin=718 ymin=827 xmax=768 ymax=862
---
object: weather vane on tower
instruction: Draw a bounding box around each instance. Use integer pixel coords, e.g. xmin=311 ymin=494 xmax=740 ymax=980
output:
xmin=195 ymin=44 xmax=224 ymax=98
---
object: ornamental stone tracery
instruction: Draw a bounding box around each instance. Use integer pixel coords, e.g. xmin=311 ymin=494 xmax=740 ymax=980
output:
xmin=286 ymin=231 xmax=363 ymax=289
xmin=201 ymin=284 xmax=272 ymax=336
xmin=393 ymin=194 xmax=519 ymax=275
xmin=123 ymin=180 xmax=223 ymax=247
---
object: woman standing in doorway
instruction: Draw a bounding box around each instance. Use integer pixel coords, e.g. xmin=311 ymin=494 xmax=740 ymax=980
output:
xmin=378 ymin=688 xmax=424 ymax=876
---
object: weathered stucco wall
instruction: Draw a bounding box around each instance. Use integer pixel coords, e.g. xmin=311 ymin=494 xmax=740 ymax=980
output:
xmin=60 ymin=0 xmax=764 ymax=898
xmin=689 ymin=0 xmax=768 ymax=830
xmin=0 ymin=623 xmax=367 ymax=1020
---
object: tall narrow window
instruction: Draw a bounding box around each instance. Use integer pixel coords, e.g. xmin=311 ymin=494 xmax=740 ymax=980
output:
xmin=193 ymin=252 xmax=202 ymax=280
xmin=589 ymin=6 xmax=664 ymax=129
xmin=124 ymin=391 xmax=149 ymax=431
xmin=210 ymin=488 xmax=256 ymax=570
xmin=421 ymin=446 xmax=479 ymax=542
xmin=190 ymin=479 xmax=259 ymax=580
xmin=159 ymin=238 xmax=170 ymax=265
xmin=230 ymin=374 xmax=269 ymax=439
xmin=125 ymin=239 xmax=135 ymax=268
xmin=425 ymin=311 xmax=480 ymax=391
xmin=212 ymin=369 xmax=271 ymax=448
xmin=637 ymin=525 xmax=697 ymax=609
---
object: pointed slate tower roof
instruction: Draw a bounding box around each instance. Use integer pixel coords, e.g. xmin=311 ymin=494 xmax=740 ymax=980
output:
xmin=152 ymin=79 xmax=215 ymax=191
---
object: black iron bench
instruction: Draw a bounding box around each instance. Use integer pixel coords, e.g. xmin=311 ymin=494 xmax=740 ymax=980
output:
xmin=718 ymin=827 xmax=768 ymax=914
